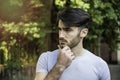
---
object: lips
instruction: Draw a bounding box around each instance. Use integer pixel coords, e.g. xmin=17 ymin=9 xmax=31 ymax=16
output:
xmin=59 ymin=38 xmax=67 ymax=42
xmin=59 ymin=43 xmax=66 ymax=49
xmin=59 ymin=40 xmax=66 ymax=43
xmin=59 ymin=38 xmax=68 ymax=48
xmin=59 ymin=40 xmax=67 ymax=44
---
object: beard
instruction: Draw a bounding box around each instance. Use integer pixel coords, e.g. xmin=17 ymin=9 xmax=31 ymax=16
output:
xmin=69 ymin=30 xmax=81 ymax=48
xmin=59 ymin=34 xmax=81 ymax=49
xmin=58 ymin=28 xmax=83 ymax=49
xmin=69 ymin=37 xmax=81 ymax=48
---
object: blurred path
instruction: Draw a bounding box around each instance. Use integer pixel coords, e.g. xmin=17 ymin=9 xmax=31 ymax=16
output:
xmin=109 ymin=64 xmax=120 ymax=80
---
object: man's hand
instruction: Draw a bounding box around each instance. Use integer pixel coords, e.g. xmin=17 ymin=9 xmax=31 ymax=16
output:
xmin=57 ymin=45 xmax=75 ymax=68
xmin=35 ymin=45 xmax=75 ymax=80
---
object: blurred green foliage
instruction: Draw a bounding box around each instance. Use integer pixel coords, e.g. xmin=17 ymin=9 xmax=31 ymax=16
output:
xmin=0 ymin=0 xmax=51 ymax=69
xmin=0 ymin=0 xmax=120 ymax=70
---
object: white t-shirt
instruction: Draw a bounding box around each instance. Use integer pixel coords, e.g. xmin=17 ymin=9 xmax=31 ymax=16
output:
xmin=36 ymin=49 xmax=110 ymax=80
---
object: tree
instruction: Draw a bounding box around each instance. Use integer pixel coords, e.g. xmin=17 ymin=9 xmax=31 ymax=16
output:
xmin=0 ymin=0 xmax=53 ymax=72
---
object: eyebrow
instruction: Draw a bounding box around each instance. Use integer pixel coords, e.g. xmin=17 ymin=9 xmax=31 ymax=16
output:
xmin=58 ymin=27 xmax=71 ymax=29
xmin=59 ymin=27 xmax=72 ymax=30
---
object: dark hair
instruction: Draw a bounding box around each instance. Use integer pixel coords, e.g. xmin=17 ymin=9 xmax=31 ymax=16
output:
xmin=57 ymin=8 xmax=90 ymax=28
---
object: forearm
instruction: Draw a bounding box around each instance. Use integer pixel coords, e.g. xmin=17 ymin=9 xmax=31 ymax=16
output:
xmin=44 ymin=63 xmax=65 ymax=80
xmin=44 ymin=46 xmax=74 ymax=80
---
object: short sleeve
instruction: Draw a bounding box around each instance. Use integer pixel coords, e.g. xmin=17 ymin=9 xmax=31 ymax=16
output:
xmin=98 ymin=58 xmax=111 ymax=80
xmin=36 ymin=52 xmax=48 ymax=73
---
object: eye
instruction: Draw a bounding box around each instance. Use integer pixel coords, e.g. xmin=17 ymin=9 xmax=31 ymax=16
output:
xmin=64 ymin=28 xmax=72 ymax=32
xmin=58 ymin=28 xmax=61 ymax=31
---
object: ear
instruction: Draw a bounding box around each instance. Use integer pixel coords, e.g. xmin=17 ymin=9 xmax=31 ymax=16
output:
xmin=80 ymin=28 xmax=88 ymax=37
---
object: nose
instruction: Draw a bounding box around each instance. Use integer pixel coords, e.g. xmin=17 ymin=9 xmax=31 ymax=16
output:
xmin=59 ymin=30 xmax=65 ymax=38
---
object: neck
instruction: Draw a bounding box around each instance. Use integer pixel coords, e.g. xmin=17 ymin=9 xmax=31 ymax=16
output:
xmin=71 ymin=39 xmax=85 ymax=57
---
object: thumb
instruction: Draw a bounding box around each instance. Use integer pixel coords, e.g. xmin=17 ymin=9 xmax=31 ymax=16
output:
xmin=58 ymin=45 xmax=61 ymax=50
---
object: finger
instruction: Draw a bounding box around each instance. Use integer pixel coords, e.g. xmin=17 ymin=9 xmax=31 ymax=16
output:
xmin=69 ymin=52 xmax=74 ymax=55
xmin=65 ymin=49 xmax=71 ymax=52
xmin=63 ymin=46 xmax=71 ymax=51
xmin=58 ymin=45 xmax=61 ymax=50
xmin=68 ymin=52 xmax=74 ymax=57
xmin=71 ymin=55 xmax=75 ymax=60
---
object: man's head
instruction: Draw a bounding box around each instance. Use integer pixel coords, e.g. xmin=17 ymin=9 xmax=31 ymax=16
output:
xmin=57 ymin=8 xmax=90 ymax=48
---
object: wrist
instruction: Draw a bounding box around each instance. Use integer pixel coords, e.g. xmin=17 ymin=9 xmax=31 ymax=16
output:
xmin=55 ymin=63 xmax=66 ymax=73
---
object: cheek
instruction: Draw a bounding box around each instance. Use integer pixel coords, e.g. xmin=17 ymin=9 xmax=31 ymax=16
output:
xmin=69 ymin=34 xmax=79 ymax=42
xmin=66 ymin=30 xmax=80 ymax=41
xmin=73 ymin=32 xmax=81 ymax=40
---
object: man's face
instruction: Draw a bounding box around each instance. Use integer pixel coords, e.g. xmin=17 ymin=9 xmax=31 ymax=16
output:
xmin=58 ymin=20 xmax=81 ymax=49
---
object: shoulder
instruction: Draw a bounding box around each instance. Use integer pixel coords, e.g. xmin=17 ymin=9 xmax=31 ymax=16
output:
xmin=84 ymin=50 xmax=108 ymax=67
xmin=36 ymin=49 xmax=59 ymax=72
xmin=86 ymin=50 xmax=110 ymax=78
xmin=38 ymin=50 xmax=58 ymax=62
xmin=40 ymin=49 xmax=59 ymax=57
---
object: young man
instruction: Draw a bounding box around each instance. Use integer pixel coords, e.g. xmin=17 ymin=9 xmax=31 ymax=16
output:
xmin=34 ymin=8 xmax=111 ymax=80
